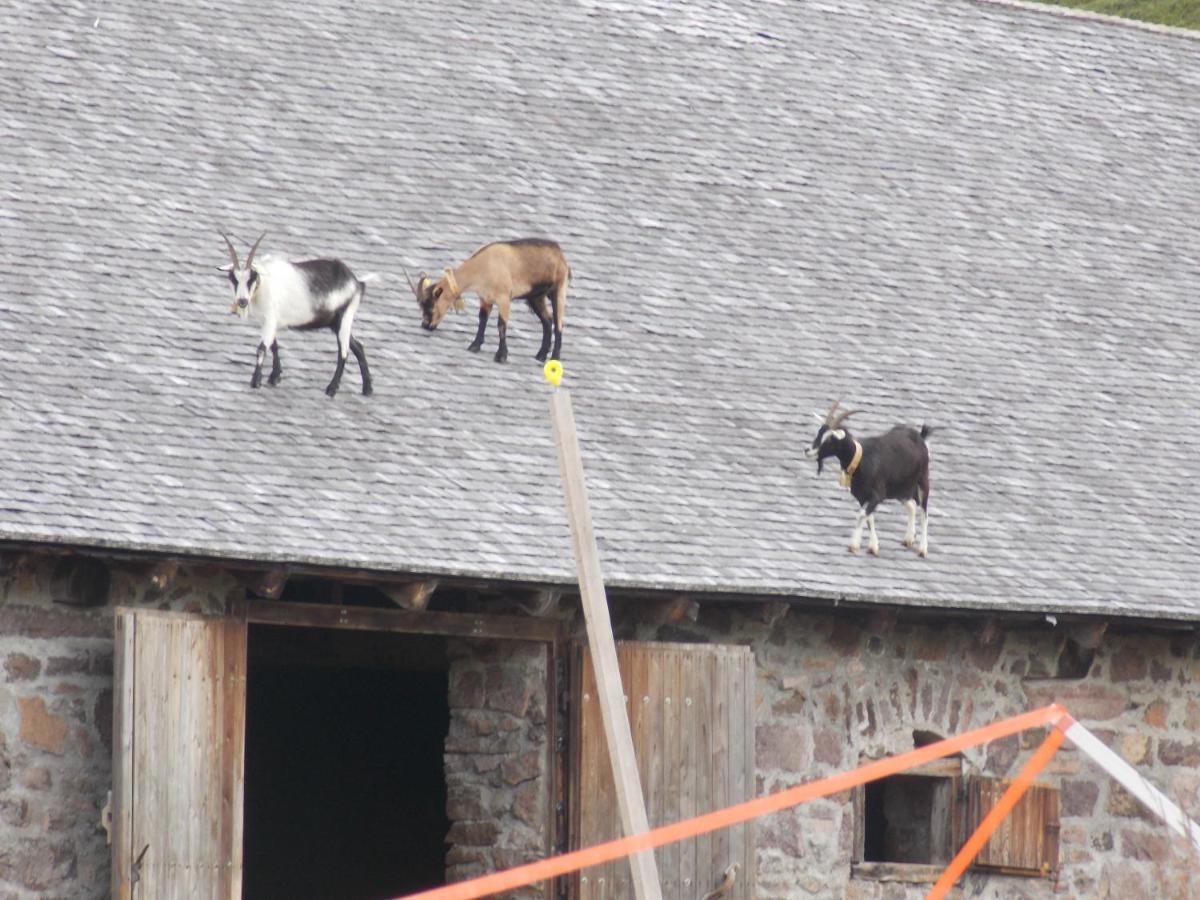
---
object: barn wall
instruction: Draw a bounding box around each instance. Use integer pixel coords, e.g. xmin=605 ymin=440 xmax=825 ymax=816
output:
xmin=1 ymin=552 xmax=1198 ymax=900
xmin=0 ymin=557 xmax=237 ymax=899
xmin=628 ymin=606 xmax=1200 ymax=900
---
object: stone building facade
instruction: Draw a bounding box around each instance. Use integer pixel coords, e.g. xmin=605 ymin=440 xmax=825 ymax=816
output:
xmin=0 ymin=554 xmax=1196 ymax=898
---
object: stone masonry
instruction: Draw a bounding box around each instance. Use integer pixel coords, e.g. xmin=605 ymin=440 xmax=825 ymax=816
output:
xmin=444 ymin=638 xmax=551 ymax=899
xmin=2 ymin=551 xmax=1199 ymax=899
xmin=637 ymin=606 xmax=1200 ymax=899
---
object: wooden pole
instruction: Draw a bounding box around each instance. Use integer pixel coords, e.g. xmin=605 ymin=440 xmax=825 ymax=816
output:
xmin=549 ymin=388 xmax=664 ymax=900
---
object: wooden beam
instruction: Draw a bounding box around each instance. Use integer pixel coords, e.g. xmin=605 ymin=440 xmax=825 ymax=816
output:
xmin=244 ymin=599 xmax=561 ymax=643
xmin=550 ymin=388 xmax=663 ymax=900
xmin=382 ymin=578 xmax=438 ymax=611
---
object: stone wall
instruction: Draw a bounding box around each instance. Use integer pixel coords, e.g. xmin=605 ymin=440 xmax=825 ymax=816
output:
xmin=0 ymin=557 xmax=238 ymax=899
xmin=3 ymin=551 xmax=1198 ymax=900
xmin=444 ymin=639 xmax=551 ymax=898
xmin=631 ymin=606 xmax=1200 ymax=899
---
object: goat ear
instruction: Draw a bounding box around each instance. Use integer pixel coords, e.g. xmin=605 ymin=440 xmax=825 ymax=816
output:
xmin=217 ymin=264 xmax=234 ymax=273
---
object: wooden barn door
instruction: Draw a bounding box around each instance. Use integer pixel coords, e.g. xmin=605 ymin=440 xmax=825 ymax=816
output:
xmin=569 ymin=641 xmax=756 ymax=899
xmin=112 ymin=608 xmax=247 ymax=900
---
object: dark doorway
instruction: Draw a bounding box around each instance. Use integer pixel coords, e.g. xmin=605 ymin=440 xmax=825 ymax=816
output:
xmin=244 ymin=625 xmax=451 ymax=899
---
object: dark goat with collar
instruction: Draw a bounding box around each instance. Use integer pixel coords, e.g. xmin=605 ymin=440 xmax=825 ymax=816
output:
xmin=804 ymin=400 xmax=934 ymax=557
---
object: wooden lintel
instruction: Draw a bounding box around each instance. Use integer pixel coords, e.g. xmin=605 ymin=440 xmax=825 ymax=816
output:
xmin=383 ymin=578 xmax=438 ymax=611
xmin=244 ymin=599 xmax=561 ymax=643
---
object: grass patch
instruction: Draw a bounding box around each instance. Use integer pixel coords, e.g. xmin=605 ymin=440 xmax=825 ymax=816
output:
xmin=1029 ymin=0 xmax=1200 ymax=29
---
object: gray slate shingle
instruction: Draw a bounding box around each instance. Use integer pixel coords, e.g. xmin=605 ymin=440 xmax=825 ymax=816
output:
xmin=2 ymin=0 xmax=1198 ymax=620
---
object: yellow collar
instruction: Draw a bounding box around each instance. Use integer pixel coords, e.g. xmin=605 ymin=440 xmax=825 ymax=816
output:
xmin=838 ymin=440 xmax=863 ymax=488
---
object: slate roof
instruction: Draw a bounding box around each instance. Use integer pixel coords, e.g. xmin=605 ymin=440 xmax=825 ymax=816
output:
xmin=3 ymin=0 xmax=1198 ymax=621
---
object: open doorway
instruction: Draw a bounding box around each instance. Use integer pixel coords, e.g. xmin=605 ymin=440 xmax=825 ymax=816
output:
xmin=243 ymin=624 xmax=451 ymax=899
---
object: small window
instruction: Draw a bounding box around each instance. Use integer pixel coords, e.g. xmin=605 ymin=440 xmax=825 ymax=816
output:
xmin=853 ymin=758 xmax=961 ymax=882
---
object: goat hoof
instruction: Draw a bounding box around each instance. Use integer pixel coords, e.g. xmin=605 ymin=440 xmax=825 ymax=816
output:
xmin=535 ymin=351 xmax=548 ymax=363
xmin=902 ymin=538 xmax=914 ymax=549
xmin=919 ymin=548 xmax=929 ymax=559
xmin=361 ymin=385 xmax=373 ymax=397
xmin=325 ymin=385 xmax=339 ymax=398
xmin=848 ymin=545 xmax=860 ymax=555
xmin=268 ymin=374 xmax=281 ymax=387
xmin=869 ymin=546 xmax=880 ymax=557
xmin=467 ymin=343 xmax=482 ymax=353
xmin=494 ymin=352 xmax=507 ymax=364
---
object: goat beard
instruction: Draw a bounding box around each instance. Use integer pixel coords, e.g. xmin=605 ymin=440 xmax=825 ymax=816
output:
xmin=230 ymin=303 xmax=249 ymax=318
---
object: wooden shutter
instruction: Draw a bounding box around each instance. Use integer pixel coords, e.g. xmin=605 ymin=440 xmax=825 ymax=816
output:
xmin=112 ymin=608 xmax=247 ymax=899
xmin=569 ymin=641 xmax=755 ymax=899
xmin=966 ymin=777 xmax=1059 ymax=875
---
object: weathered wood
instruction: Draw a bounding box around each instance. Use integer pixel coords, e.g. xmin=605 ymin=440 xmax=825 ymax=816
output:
xmin=113 ymin=607 xmax=247 ymax=898
xmin=571 ymin=642 xmax=756 ymax=899
xmin=244 ymin=598 xmax=561 ymax=642
xmin=967 ymin=777 xmax=1059 ymax=874
xmin=850 ymin=862 xmax=944 ymax=883
xmin=550 ymin=389 xmax=662 ymax=900
xmin=112 ymin=611 xmax=135 ymax=900
xmin=382 ymin=578 xmax=438 ymax=610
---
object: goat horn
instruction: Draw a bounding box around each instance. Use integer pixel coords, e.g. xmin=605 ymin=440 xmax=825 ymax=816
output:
xmin=245 ymin=232 xmax=266 ymax=269
xmin=220 ymin=233 xmax=240 ymax=270
xmin=402 ymin=265 xmax=419 ymax=296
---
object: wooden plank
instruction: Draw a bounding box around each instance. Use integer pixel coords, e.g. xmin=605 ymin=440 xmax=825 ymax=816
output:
xmin=550 ymin=390 xmax=662 ymax=900
xmin=677 ymin=650 xmax=696 ymax=898
xmin=570 ymin=643 xmax=757 ymax=900
xmin=709 ymin=651 xmax=729 ymax=886
xmin=244 ymin=598 xmax=560 ymax=642
xmin=112 ymin=611 xmax=136 ymax=900
xmin=118 ymin=611 xmax=246 ymax=899
xmin=223 ymin=613 xmax=248 ymax=898
xmin=661 ymin=651 xmax=682 ymax=898
xmin=969 ymin=778 xmax=1058 ymax=874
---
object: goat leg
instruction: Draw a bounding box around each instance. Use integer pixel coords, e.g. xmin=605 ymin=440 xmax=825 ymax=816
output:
xmin=350 ymin=337 xmax=372 ymax=396
xmin=251 ymin=342 xmax=266 ymax=389
xmin=267 ymin=341 xmax=282 ymax=386
xmin=867 ymin=514 xmax=880 ymax=556
xmin=468 ymin=307 xmax=489 ymax=352
xmin=494 ymin=314 xmax=508 ymax=364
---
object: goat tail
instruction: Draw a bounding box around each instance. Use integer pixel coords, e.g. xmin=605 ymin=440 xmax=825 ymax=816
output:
xmin=920 ymin=424 xmax=938 ymax=441
xmin=359 ymin=273 xmax=383 ymax=286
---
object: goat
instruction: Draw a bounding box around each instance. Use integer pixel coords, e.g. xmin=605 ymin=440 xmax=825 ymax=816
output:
xmin=405 ymin=238 xmax=570 ymax=364
xmin=219 ymin=233 xmax=375 ymax=397
xmin=804 ymin=400 xmax=934 ymax=557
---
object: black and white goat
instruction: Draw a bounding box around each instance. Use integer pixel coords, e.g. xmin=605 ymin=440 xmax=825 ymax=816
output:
xmin=805 ymin=401 xmax=933 ymax=557
xmin=219 ymin=233 xmax=375 ymax=397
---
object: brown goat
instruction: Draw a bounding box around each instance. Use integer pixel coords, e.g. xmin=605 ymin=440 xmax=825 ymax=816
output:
xmin=405 ymin=238 xmax=570 ymax=363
